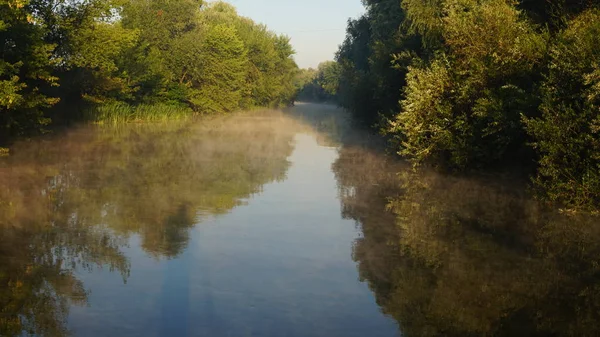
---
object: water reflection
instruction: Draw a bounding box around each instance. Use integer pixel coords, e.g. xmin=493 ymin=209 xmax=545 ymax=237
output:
xmin=0 ymin=114 xmax=295 ymax=336
xmin=4 ymin=103 xmax=598 ymax=336
xmin=332 ymin=128 xmax=600 ymax=336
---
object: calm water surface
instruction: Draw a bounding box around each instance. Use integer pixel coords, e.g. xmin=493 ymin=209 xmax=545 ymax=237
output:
xmin=1 ymin=103 xmax=600 ymax=337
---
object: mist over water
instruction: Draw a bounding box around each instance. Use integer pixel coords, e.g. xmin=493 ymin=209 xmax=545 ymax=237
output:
xmin=1 ymin=103 xmax=599 ymax=336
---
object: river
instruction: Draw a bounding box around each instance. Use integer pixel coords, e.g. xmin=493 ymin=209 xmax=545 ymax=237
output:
xmin=1 ymin=103 xmax=599 ymax=337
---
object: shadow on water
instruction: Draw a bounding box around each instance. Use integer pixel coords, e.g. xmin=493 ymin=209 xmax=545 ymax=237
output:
xmin=0 ymin=114 xmax=297 ymax=336
xmin=294 ymin=103 xmax=600 ymax=337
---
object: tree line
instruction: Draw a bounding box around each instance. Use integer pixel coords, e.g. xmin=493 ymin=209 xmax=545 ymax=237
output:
xmin=0 ymin=0 xmax=298 ymax=142
xmin=299 ymin=0 xmax=600 ymax=210
xmin=294 ymin=61 xmax=339 ymax=103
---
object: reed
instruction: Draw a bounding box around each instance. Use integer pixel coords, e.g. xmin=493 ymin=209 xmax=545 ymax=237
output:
xmin=85 ymin=103 xmax=194 ymax=124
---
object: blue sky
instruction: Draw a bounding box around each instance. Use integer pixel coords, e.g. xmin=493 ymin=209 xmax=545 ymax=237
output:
xmin=226 ymin=0 xmax=365 ymax=69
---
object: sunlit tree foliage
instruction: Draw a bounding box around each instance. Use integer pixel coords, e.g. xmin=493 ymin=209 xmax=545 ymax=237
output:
xmin=0 ymin=0 xmax=298 ymax=141
xmin=333 ymin=0 xmax=600 ymax=208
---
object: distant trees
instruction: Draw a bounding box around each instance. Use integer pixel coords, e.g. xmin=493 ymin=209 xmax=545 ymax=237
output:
xmin=329 ymin=0 xmax=600 ymax=209
xmin=0 ymin=0 xmax=298 ymax=141
xmin=336 ymin=0 xmax=417 ymax=126
xmin=295 ymin=61 xmax=340 ymax=103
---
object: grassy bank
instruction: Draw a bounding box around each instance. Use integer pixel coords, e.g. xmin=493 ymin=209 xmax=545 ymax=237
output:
xmin=83 ymin=103 xmax=195 ymax=124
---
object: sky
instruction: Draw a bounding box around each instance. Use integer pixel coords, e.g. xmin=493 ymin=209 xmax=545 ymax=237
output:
xmin=226 ymin=0 xmax=365 ymax=69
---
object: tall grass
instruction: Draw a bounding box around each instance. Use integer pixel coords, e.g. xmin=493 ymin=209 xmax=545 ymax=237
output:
xmin=84 ymin=102 xmax=194 ymax=124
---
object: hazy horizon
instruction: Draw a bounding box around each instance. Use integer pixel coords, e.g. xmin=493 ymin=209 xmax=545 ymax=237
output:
xmin=227 ymin=0 xmax=364 ymax=69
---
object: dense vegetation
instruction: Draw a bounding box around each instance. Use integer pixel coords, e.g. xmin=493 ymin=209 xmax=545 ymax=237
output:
xmin=295 ymin=61 xmax=340 ymax=103
xmin=298 ymin=0 xmax=600 ymax=210
xmin=0 ymin=0 xmax=298 ymax=142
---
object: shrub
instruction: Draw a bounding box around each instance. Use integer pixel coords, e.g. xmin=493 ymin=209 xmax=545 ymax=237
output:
xmin=525 ymin=9 xmax=600 ymax=208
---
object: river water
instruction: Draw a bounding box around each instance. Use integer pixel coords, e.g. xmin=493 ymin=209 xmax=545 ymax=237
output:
xmin=1 ymin=103 xmax=599 ymax=337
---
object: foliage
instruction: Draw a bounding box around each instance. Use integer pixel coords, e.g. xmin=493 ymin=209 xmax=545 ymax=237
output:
xmin=390 ymin=0 xmax=547 ymax=169
xmin=296 ymin=61 xmax=340 ymax=103
xmin=0 ymin=0 xmax=299 ymax=142
xmin=524 ymin=9 xmax=600 ymax=209
xmin=204 ymin=3 xmax=299 ymax=108
xmin=333 ymin=0 xmax=600 ymax=207
xmin=335 ymin=0 xmax=419 ymax=126
xmin=189 ymin=24 xmax=247 ymax=113
xmin=0 ymin=0 xmax=57 ymax=141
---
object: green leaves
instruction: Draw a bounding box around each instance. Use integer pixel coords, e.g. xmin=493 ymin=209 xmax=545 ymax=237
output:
xmin=119 ymin=0 xmax=297 ymax=112
xmin=391 ymin=58 xmax=454 ymax=166
xmin=190 ymin=24 xmax=247 ymax=113
xmin=0 ymin=0 xmax=59 ymax=140
xmin=525 ymin=9 xmax=600 ymax=209
xmin=382 ymin=0 xmax=547 ymax=170
xmin=443 ymin=0 xmax=547 ymax=75
xmin=296 ymin=61 xmax=340 ymax=102
xmin=0 ymin=0 xmax=299 ymax=142
xmin=336 ymin=0 xmax=421 ymax=125
xmin=337 ymin=0 xmax=600 ymax=207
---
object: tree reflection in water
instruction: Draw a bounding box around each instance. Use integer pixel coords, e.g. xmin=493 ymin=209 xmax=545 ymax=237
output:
xmin=332 ymin=127 xmax=600 ymax=337
xmin=0 ymin=112 xmax=296 ymax=336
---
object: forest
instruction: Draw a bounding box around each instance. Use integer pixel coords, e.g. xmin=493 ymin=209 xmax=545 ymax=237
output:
xmin=0 ymin=0 xmax=298 ymax=142
xmin=299 ymin=0 xmax=600 ymax=210
xmin=4 ymin=0 xmax=600 ymax=210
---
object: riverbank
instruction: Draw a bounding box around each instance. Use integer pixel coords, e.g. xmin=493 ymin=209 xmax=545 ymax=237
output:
xmin=0 ymin=102 xmax=296 ymax=155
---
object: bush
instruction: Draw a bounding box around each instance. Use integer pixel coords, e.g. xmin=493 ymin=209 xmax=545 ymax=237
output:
xmin=388 ymin=0 xmax=546 ymax=170
xmin=84 ymin=102 xmax=194 ymax=124
xmin=525 ymin=9 xmax=600 ymax=208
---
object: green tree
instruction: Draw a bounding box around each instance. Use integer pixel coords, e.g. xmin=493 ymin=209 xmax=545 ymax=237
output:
xmin=316 ymin=61 xmax=340 ymax=97
xmin=199 ymin=2 xmax=298 ymax=108
xmin=120 ymin=0 xmax=204 ymax=104
xmin=525 ymin=9 xmax=600 ymax=208
xmin=388 ymin=0 xmax=546 ymax=169
xmin=64 ymin=18 xmax=139 ymax=103
xmin=1 ymin=0 xmax=300 ymax=143
xmin=0 ymin=0 xmax=58 ymax=141
xmin=296 ymin=61 xmax=340 ymax=102
xmin=335 ymin=0 xmax=421 ymax=126
xmin=189 ymin=24 xmax=247 ymax=113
